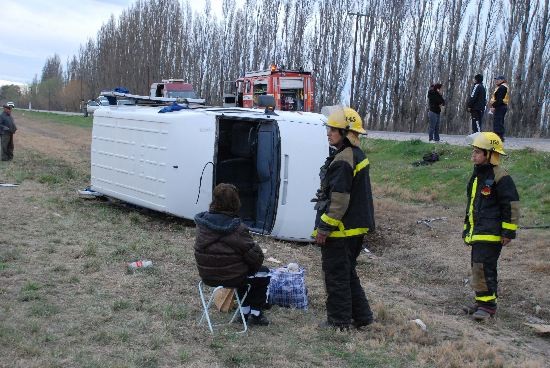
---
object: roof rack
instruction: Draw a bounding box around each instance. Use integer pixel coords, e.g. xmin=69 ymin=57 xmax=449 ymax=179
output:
xmin=99 ymin=91 xmax=206 ymax=107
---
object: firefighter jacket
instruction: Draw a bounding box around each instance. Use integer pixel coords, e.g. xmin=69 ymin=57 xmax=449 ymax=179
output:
xmin=489 ymin=83 xmax=510 ymax=108
xmin=467 ymin=83 xmax=487 ymax=111
xmin=194 ymin=211 xmax=264 ymax=287
xmin=313 ymin=141 xmax=375 ymax=238
xmin=463 ymin=163 xmax=520 ymax=245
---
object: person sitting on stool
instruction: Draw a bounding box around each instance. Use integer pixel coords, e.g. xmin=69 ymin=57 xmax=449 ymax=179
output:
xmin=194 ymin=183 xmax=271 ymax=326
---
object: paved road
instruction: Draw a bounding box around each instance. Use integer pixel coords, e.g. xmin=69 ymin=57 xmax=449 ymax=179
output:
xmin=367 ymin=130 xmax=550 ymax=152
xmin=26 ymin=109 xmax=83 ymax=117
xmin=23 ymin=109 xmax=549 ymax=152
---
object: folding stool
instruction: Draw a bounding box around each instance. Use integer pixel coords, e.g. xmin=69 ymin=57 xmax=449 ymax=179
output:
xmin=198 ymin=280 xmax=250 ymax=334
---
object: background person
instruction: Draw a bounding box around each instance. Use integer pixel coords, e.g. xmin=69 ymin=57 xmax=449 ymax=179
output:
xmin=313 ymin=106 xmax=375 ymax=330
xmin=0 ymin=104 xmax=17 ymax=161
xmin=427 ymin=83 xmax=445 ymax=142
xmin=489 ymin=75 xmax=510 ymax=141
xmin=194 ymin=183 xmax=271 ymax=326
xmin=467 ymin=74 xmax=487 ymax=133
xmin=462 ymin=132 xmax=519 ymax=321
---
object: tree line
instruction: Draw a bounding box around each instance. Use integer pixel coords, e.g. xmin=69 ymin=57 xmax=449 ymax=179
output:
xmin=10 ymin=0 xmax=550 ymax=137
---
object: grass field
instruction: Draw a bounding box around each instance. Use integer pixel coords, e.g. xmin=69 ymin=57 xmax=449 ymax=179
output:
xmin=0 ymin=111 xmax=548 ymax=368
xmin=364 ymin=139 xmax=550 ymax=225
xmin=21 ymin=110 xmax=93 ymax=128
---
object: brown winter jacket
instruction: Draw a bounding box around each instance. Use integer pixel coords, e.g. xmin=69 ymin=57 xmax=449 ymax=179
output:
xmin=194 ymin=211 xmax=264 ymax=288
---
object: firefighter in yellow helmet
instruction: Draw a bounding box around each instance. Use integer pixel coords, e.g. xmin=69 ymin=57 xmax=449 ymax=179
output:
xmin=462 ymin=132 xmax=519 ymax=321
xmin=313 ymin=106 xmax=375 ymax=330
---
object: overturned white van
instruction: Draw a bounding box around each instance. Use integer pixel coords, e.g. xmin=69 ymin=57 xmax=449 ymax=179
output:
xmin=90 ymin=104 xmax=328 ymax=241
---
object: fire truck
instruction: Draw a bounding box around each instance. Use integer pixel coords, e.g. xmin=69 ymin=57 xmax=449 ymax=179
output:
xmin=223 ymin=65 xmax=315 ymax=112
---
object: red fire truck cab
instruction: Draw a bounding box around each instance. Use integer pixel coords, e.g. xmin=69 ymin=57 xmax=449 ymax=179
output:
xmin=224 ymin=65 xmax=314 ymax=112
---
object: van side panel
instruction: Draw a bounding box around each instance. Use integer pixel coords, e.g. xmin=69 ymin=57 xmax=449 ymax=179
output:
xmin=270 ymin=120 xmax=328 ymax=241
xmin=165 ymin=115 xmax=215 ymax=218
xmin=91 ymin=111 xmax=170 ymax=211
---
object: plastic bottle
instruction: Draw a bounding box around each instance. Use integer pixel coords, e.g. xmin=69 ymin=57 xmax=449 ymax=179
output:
xmin=127 ymin=260 xmax=153 ymax=272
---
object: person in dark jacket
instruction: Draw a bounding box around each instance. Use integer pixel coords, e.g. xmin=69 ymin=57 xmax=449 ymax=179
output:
xmin=427 ymin=83 xmax=445 ymax=142
xmin=467 ymin=74 xmax=487 ymax=133
xmin=313 ymin=106 xmax=375 ymax=330
xmin=194 ymin=183 xmax=270 ymax=326
xmin=462 ymin=132 xmax=519 ymax=321
xmin=0 ymin=105 xmax=17 ymax=161
xmin=489 ymin=75 xmax=510 ymax=141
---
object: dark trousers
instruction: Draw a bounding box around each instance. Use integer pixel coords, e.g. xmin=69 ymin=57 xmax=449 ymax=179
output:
xmin=237 ymin=266 xmax=270 ymax=310
xmin=493 ymin=105 xmax=507 ymax=141
xmin=471 ymin=243 xmax=502 ymax=309
xmin=0 ymin=133 xmax=14 ymax=161
xmin=321 ymin=237 xmax=373 ymax=326
xmin=428 ymin=111 xmax=440 ymax=141
xmin=470 ymin=109 xmax=484 ymax=133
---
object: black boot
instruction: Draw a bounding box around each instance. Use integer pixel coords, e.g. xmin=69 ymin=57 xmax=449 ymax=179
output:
xmin=462 ymin=303 xmax=478 ymax=315
xmin=472 ymin=306 xmax=496 ymax=321
xmin=248 ymin=311 xmax=270 ymax=326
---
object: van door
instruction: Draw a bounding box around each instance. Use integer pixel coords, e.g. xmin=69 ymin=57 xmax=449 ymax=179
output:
xmin=270 ymin=119 xmax=327 ymax=241
xmin=254 ymin=121 xmax=280 ymax=234
xmin=166 ymin=112 xmax=215 ymax=218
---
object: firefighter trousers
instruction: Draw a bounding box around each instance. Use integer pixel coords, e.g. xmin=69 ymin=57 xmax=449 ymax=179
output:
xmin=492 ymin=105 xmax=507 ymax=141
xmin=471 ymin=243 xmax=502 ymax=309
xmin=321 ymin=237 xmax=373 ymax=326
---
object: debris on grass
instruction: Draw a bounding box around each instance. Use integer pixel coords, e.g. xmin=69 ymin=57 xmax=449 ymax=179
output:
xmin=77 ymin=186 xmax=103 ymax=199
xmin=524 ymin=323 xmax=550 ymax=336
xmin=410 ymin=318 xmax=427 ymax=331
xmin=362 ymin=246 xmax=378 ymax=259
xmin=416 ymin=217 xmax=448 ymax=228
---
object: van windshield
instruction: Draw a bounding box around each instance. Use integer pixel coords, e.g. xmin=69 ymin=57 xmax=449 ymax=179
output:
xmin=168 ymin=91 xmax=197 ymax=99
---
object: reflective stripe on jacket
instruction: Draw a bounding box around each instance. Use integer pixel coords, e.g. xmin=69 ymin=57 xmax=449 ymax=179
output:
xmin=463 ymin=164 xmax=520 ymax=245
xmin=489 ymin=83 xmax=510 ymax=107
xmin=313 ymin=142 xmax=375 ymax=238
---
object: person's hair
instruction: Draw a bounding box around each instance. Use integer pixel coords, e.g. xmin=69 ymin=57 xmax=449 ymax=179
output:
xmin=209 ymin=183 xmax=241 ymax=214
xmin=430 ymin=83 xmax=443 ymax=90
xmin=474 ymin=74 xmax=483 ymax=83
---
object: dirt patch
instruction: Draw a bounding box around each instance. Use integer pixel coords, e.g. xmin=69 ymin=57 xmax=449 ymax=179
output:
xmin=13 ymin=111 xmax=91 ymax=168
xmin=0 ymin=112 xmax=549 ymax=367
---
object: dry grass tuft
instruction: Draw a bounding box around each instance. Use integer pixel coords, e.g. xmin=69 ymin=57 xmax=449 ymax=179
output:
xmin=374 ymin=184 xmax=439 ymax=202
xmin=530 ymin=262 xmax=550 ymax=275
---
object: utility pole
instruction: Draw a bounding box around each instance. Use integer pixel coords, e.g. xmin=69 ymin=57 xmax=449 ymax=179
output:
xmin=348 ymin=12 xmax=368 ymax=109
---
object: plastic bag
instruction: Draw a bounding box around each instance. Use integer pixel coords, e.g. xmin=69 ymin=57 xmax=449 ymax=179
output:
xmin=267 ymin=266 xmax=308 ymax=310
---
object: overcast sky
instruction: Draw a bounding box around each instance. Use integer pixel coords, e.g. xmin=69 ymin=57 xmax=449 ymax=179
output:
xmin=0 ymin=0 xmax=217 ymax=87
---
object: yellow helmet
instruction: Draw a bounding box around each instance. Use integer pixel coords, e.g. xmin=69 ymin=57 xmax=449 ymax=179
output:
xmin=470 ymin=132 xmax=506 ymax=155
xmin=322 ymin=106 xmax=367 ymax=134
